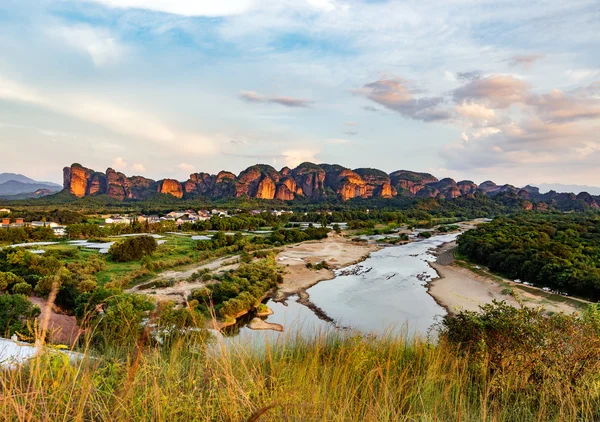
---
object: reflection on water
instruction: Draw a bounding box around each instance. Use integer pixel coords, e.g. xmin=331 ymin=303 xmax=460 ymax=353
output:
xmin=226 ymin=233 xmax=460 ymax=343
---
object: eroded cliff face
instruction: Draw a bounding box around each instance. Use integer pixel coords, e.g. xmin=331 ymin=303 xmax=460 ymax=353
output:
xmin=61 ymin=162 xmax=599 ymax=208
xmin=457 ymin=180 xmax=478 ymax=196
xmin=390 ymin=170 xmax=438 ymax=196
xmin=63 ymin=164 xmax=93 ymax=198
xmin=157 ymin=179 xmax=183 ymax=198
xmin=292 ymin=162 xmax=326 ymax=198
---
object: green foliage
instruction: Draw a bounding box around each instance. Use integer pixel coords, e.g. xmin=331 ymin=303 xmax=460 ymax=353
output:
xmin=109 ymin=236 xmax=158 ymax=262
xmin=12 ymin=282 xmax=33 ymax=296
xmin=76 ymin=288 xmax=155 ymax=350
xmin=457 ymin=214 xmax=600 ymax=300
xmin=0 ymin=226 xmax=55 ymax=243
xmin=441 ymin=301 xmax=600 ymax=400
xmin=0 ymin=294 xmax=40 ymax=337
xmin=191 ymin=255 xmax=283 ymax=318
xmin=0 ymin=271 xmax=25 ymax=292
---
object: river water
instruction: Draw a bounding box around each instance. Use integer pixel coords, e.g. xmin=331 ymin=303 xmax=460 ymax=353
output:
xmin=222 ymin=233 xmax=460 ymax=344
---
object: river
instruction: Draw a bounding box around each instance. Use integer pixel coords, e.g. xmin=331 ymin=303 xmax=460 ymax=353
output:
xmin=221 ymin=233 xmax=460 ymax=344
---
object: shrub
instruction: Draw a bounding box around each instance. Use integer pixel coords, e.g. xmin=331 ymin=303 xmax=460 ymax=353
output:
xmin=0 ymin=271 xmax=25 ymax=292
xmin=0 ymin=294 xmax=40 ymax=337
xmin=109 ymin=236 xmax=158 ymax=262
xmin=440 ymin=301 xmax=600 ymax=400
xmin=12 ymin=282 xmax=33 ymax=296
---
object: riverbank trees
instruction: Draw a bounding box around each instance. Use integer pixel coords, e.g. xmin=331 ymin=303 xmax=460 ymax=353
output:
xmin=457 ymin=214 xmax=600 ymax=300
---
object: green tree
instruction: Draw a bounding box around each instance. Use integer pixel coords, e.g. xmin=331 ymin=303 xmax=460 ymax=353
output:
xmin=0 ymin=294 xmax=40 ymax=337
xmin=109 ymin=236 xmax=158 ymax=262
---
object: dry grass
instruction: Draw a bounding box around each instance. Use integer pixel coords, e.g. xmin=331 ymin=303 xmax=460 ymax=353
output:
xmin=1 ymin=323 xmax=599 ymax=422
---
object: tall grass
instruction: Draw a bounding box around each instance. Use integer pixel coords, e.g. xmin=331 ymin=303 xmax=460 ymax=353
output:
xmin=1 ymin=325 xmax=599 ymax=421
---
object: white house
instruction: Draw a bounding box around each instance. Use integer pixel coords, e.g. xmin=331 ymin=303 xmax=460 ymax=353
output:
xmin=0 ymin=208 xmax=10 ymax=214
xmin=53 ymin=226 xmax=67 ymax=237
xmin=105 ymin=216 xmax=134 ymax=225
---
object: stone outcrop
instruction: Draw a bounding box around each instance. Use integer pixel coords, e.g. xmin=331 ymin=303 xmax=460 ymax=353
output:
xmin=292 ymin=162 xmax=326 ymax=198
xmin=390 ymin=170 xmax=438 ymax=195
xmin=157 ymin=179 xmax=183 ymax=198
xmin=63 ymin=164 xmax=93 ymax=198
xmin=457 ymin=180 xmax=478 ymax=196
xmin=60 ymin=162 xmax=600 ymax=210
xmin=576 ymin=192 xmax=599 ymax=209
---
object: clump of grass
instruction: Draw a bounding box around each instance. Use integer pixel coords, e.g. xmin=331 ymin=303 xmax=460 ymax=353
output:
xmin=1 ymin=320 xmax=599 ymax=421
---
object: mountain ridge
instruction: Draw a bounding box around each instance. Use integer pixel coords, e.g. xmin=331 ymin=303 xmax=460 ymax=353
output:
xmin=59 ymin=162 xmax=600 ymax=209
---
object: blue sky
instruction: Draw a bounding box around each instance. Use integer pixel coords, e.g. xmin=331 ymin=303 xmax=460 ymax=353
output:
xmin=0 ymin=0 xmax=598 ymax=186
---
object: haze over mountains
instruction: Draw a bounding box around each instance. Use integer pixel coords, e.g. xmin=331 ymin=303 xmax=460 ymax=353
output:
xmin=61 ymin=163 xmax=600 ymax=209
xmin=0 ymin=173 xmax=61 ymax=199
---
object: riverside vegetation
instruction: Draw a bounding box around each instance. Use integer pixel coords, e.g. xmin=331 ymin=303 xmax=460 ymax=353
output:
xmin=2 ymin=205 xmax=600 ymax=420
xmin=457 ymin=214 xmax=600 ymax=301
xmin=1 ymin=301 xmax=600 ymax=421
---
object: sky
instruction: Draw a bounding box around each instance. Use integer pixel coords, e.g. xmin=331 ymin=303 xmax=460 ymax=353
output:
xmin=0 ymin=0 xmax=598 ymax=186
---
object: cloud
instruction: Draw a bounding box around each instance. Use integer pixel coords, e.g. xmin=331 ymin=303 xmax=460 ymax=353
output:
xmin=453 ymin=75 xmax=530 ymax=109
xmin=328 ymin=138 xmax=351 ymax=144
xmin=306 ymin=0 xmax=339 ymax=12
xmin=0 ymin=76 xmax=216 ymax=155
xmin=132 ymin=163 xmax=146 ymax=172
xmin=51 ymin=25 xmax=125 ymax=67
xmin=528 ymin=87 xmax=600 ymax=123
xmin=356 ymin=78 xmax=451 ymax=122
xmin=239 ymin=90 xmax=313 ymax=108
xmin=77 ymin=0 xmax=255 ymax=17
xmin=362 ymin=105 xmax=380 ymax=112
xmin=112 ymin=157 xmax=128 ymax=170
xmin=343 ymin=131 xmax=358 ymax=136
xmin=178 ymin=163 xmax=195 ymax=172
xmin=282 ymin=149 xmax=320 ymax=167
xmin=507 ymin=54 xmax=544 ymax=70
xmin=454 ymin=103 xmax=499 ymax=127
xmin=456 ymin=71 xmax=482 ymax=82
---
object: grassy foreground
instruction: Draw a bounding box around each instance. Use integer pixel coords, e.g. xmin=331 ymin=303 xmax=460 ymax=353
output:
xmin=2 ymin=327 xmax=599 ymax=422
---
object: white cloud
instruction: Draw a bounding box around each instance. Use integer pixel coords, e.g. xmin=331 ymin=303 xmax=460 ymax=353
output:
xmin=282 ymin=149 xmax=320 ymax=168
xmin=112 ymin=157 xmax=128 ymax=170
xmin=178 ymin=163 xmax=195 ymax=172
xmin=78 ymin=0 xmax=255 ymax=17
xmin=0 ymin=76 xmax=216 ymax=155
xmin=132 ymin=163 xmax=146 ymax=172
xmin=306 ymin=0 xmax=338 ymax=12
xmin=327 ymin=138 xmax=351 ymax=144
xmin=52 ymin=25 xmax=125 ymax=67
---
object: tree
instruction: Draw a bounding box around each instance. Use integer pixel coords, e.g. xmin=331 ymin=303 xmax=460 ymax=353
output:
xmin=0 ymin=294 xmax=40 ymax=337
xmin=109 ymin=236 xmax=158 ymax=262
xmin=0 ymin=271 xmax=25 ymax=292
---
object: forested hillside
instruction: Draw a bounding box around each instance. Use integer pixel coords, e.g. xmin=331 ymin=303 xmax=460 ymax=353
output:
xmin=457 ymin=214 xmax=600 ymax=300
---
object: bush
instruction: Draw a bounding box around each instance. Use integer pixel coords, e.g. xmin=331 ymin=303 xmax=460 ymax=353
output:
xmin=109 ymin=236 xmax=158 ymax=262
xmin=440 ymin=301 xmax=600 ymax=399
xmin=0 ymin=294 xmax=40 ymax=337
xmin=0 ymin=271 xmax=25 ymax=292
xmin=12 ymin=282 xmax=33 ymax=296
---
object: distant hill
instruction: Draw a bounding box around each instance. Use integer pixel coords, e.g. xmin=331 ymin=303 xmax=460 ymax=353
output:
xmin=57 ymin=162 xmax=600 ymax=212
xmin=535 ymin=183 xmax=600 ymax=196
xmin=0 ymin=174 xmax=62 ymax=198
xmin=0 ymin=173 xmax=61 ymax=186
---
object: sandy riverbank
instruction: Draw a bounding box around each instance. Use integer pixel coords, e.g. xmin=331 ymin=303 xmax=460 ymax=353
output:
xmin=428 ymin=244 xmax=587 ymax=316
xmin=274 ymin=233 xmax=381 ymax=300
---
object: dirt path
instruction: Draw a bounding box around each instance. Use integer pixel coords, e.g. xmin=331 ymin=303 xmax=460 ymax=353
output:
xmin=30 ymin=297 xmax=80 ymax=346
xmin=146 ymin=255 xmax=240 ymax=283
xmin=127 ymin=255 xmax=240 ymax=304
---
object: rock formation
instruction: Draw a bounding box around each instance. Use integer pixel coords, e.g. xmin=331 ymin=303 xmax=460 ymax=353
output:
xmin=60 ymin=162 xmax=600 ymax=210
xmin=157 ymin=179 xmax=183 ymax=198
